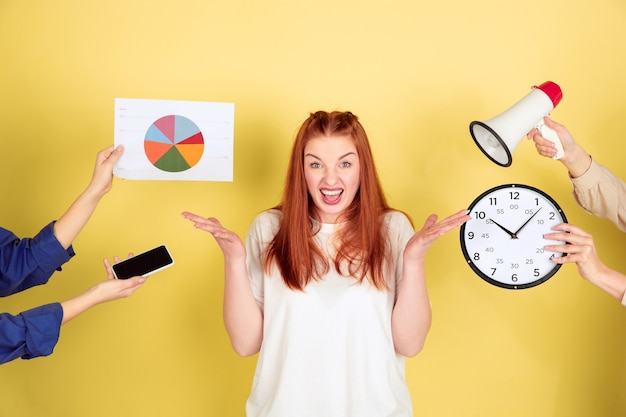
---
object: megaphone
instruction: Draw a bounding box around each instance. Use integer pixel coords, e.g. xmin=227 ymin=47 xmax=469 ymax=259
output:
xmin=470 ymin=81 xmax=564 ymax=167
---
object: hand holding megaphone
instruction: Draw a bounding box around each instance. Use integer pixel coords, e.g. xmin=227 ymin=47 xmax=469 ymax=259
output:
xmin=535 ymin=117 xmax=565 ymax=160
xmin=470 ymin=81 xmax=564 ymax=167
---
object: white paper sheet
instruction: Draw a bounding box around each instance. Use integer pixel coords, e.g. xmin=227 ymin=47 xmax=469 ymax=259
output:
xmin=113 ymin=98 xmax=234 ymax=181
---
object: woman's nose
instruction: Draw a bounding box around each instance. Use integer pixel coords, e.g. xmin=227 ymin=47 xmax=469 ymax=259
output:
xmin=323 ymin=168 xmax=339 ymax=184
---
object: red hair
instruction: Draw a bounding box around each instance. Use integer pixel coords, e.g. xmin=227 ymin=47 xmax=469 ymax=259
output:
xmin=264 ymin=111 xmax=395 ymax=291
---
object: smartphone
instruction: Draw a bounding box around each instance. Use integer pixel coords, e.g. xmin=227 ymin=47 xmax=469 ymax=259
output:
xmin=112 ymin=245 xmax=174 ymax=279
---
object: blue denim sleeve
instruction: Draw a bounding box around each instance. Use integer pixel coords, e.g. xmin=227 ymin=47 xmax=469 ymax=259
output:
xmin=0 ymin=302 xmax=63 ymax=364
xmin=0 ymin=222 xmax=75 ymax=296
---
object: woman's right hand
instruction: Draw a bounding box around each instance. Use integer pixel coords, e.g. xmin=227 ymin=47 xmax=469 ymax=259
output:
xmin=182 ymin=212 xmax=246 ymax=260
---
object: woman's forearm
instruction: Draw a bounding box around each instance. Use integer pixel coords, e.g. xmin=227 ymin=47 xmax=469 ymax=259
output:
xmin=222 ymin=259 xmax=264 ymax=356
xmin=391 ymin=260 xmax=432 ymax=358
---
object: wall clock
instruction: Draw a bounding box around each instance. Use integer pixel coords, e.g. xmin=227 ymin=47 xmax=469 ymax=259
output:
xmin=460 ymin=184 xmax=568 ymax=289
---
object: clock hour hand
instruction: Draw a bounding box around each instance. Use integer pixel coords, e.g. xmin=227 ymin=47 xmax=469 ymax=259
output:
xmin=488 ymin=218 xmax=517 ymax=239
xmin=513 ymin=207 xmax=542 ymax=237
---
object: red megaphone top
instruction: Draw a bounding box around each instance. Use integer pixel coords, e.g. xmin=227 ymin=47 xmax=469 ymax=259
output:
xmin=533 ymin=81 xmax=563 ymax=108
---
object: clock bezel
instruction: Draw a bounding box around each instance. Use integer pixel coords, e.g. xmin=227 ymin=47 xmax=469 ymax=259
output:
xmin=460 ymin=183 xmax=568 ymax=290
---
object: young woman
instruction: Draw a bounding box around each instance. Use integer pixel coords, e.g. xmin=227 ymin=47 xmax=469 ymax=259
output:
xmin=183 ymin=111 xmax=470 ymax=416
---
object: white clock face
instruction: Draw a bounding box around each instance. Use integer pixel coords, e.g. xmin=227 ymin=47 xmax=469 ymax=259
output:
xmin=460 ymin=184 xmax=568 ymax=289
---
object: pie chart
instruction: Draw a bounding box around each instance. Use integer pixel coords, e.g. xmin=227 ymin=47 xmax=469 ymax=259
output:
xmin=144 ymin=115 xmax=205 ymax=172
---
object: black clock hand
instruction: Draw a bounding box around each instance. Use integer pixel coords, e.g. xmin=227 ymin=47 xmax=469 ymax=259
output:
xmin=488 ymin=218 xmax=517 ymax=239
xmin=513 ymin=207 xmax=542 ymax=237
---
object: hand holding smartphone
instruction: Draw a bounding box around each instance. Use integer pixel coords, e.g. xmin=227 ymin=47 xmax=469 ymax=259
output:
xmin=112 ymin=245 xmax=175 ymax=279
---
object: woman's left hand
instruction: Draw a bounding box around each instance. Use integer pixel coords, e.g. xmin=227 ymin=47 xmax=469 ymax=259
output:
xmin=405 ymin=209 xmax=470 ymax=262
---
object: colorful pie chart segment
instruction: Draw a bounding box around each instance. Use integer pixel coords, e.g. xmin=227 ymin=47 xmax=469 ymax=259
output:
xmin=144 ymin=115 xmax=205 ymax=172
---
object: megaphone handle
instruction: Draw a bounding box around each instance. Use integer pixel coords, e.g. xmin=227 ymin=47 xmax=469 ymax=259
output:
xmin=536 ymin=120 xmax=565 ymax=160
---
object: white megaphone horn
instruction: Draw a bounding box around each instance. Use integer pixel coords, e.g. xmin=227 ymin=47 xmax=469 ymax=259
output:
xmin=469 ymin=81 xmax=564 ymax=167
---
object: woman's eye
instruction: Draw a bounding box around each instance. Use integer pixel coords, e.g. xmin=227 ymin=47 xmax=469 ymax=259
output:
xmin=340 ymin=161 xmax=352 ymax=168
xmin=310 ymin=162 xmax=321 ymax=168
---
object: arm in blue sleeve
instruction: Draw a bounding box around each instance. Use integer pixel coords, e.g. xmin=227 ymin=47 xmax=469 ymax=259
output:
xmin=0 ymin=303 xmax=63 ymax=364
xmin=0 ymin=222 xmax=75 ymax=296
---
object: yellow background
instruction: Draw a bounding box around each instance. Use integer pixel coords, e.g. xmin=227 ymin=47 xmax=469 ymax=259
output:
xmin=1 ymin=0 xmax=625 ymax=416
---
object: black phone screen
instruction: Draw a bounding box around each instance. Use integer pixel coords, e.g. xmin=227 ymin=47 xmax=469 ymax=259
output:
xmin=112 ymin=245 xmax=174 ymax=279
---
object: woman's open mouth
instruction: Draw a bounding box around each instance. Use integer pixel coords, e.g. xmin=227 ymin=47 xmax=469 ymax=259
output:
xmin=321 ymin=188 xmax=343 ymax=204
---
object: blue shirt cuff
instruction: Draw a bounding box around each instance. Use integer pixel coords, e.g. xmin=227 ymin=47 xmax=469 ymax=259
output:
xmin=30 ymin=222 xmax=75 ymax=273
xmin=20 ymin=302 xmax=63 ymax=359
xmin=0 ymin=303 xmax=63 ymax=363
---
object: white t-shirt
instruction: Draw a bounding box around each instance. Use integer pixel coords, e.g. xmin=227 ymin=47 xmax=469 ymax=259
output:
xmin=245 ymin=209 xmax=416 ymax=417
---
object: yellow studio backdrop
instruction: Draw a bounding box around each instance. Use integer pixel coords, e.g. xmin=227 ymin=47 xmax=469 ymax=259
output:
xmin=1 ymin=0 xmax=625 ymax=416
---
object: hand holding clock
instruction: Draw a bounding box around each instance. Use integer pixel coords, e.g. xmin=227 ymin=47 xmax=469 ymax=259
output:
xmin=544 ymin=223 xmax=626 ymax=301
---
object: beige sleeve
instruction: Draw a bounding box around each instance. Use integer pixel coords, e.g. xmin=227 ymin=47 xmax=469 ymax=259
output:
xmin=570 ymin=158 xmax=626 ymax=232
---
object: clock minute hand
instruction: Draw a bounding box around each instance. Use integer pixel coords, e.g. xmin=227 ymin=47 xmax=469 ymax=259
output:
xmin=488 ymin=218 xmax=517 ymax=239
xmin=513 ymin=207 xmax=542 ymax=237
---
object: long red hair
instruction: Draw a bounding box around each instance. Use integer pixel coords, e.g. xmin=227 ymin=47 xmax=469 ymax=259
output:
xmin=264 ymin=111 xmax=395 ymax=291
